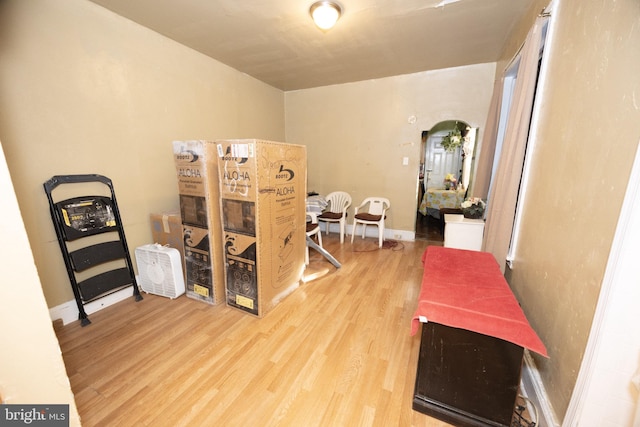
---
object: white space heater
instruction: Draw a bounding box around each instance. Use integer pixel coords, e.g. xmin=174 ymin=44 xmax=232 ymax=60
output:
xmin=135 ymin=244 xmax=185 ymax=299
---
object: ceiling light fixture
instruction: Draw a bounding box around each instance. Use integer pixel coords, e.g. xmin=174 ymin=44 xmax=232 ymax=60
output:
xmin=310 ymin=1 xmax=342 ymax=30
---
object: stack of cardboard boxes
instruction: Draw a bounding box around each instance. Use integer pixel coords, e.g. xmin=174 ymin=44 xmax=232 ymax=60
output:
xmin=168 ymin=139 xmax=307 ymax=317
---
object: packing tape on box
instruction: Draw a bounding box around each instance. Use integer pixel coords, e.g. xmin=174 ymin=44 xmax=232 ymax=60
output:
xmin=162 ymin=214 xmax=171 ymax=234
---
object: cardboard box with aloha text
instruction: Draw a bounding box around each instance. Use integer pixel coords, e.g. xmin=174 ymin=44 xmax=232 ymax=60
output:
xmin=216 ymin=139 xmax=307 ymax=317
xmin=173 ymin=141 xmax=225 ymax=305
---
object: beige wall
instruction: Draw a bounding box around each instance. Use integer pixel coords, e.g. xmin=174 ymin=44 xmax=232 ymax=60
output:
xmin=0 ymin=140 xmax=80 ymax=425
xmin=0 ymin=0 xmax=285 ymax=308
xmin=285 ymin=63 xmax=495 ymax=233
xmin=499 ymin=0 xmax=640 ymax=420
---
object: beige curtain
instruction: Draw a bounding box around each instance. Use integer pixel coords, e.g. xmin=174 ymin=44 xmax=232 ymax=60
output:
xmin=482 ymin=16 xmax=548 ymax=270
xmin=472 ymin=80 xmax=503 ymax=199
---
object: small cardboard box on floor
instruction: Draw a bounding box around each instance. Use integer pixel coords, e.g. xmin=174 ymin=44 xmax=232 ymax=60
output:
xmin=216 ymin=139 xmax=306 ymax=317
xmin=150 ymin=212 xmax=184 ymax=268
xmin=173 ymin=140 xmax=225 ymax=304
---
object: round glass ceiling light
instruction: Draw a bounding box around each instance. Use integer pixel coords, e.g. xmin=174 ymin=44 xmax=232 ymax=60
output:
xmin=310 ymin=1 xmax=342 ymax=30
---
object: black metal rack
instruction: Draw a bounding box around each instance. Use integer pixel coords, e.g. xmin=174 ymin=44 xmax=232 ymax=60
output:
xmin=44 ymin=174 xmax=142 ymax=326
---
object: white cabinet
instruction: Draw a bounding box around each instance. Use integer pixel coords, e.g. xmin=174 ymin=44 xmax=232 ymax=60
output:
xmin=444 ymin=214 xmax=485 ymax=251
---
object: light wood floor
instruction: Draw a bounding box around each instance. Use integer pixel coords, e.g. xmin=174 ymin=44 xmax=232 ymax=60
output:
xmin=55 ymin=234 xmax=452 ymax=427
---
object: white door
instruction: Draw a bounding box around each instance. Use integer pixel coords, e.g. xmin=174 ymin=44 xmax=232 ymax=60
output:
xmin=424 ymin=133 xmax=462 ymax=190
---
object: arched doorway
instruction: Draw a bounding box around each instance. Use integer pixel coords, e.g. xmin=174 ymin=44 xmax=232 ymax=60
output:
xmin=415 ymin=120 xmax=477 ymax=241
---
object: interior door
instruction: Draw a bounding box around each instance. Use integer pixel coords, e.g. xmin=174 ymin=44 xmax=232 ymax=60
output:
xmin=424 ymin=133 xmax=462 ymax=190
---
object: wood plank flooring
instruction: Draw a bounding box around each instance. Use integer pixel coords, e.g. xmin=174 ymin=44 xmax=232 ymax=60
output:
xmin=55 ymin=234 xmax=452 ymax=427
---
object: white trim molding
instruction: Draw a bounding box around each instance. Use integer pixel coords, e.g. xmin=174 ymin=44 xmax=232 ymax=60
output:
xmin=321 ymin=223 xmax=415 ymax=242
xmin=49 ymin=286 xmax=138 ymax=325
xmin=564 ymin=140 xmax=640 ymax=425
xmin=521 ymin=350 xmax=561 ymax=427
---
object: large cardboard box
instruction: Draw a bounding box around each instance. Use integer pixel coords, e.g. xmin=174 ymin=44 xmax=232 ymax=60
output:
xmin=216 ymin=139 xmax=306 ymax=316
xmin=173 ymin=141 xmax=225 ymax=304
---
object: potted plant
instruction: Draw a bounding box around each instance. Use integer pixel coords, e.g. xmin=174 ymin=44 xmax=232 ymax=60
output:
xmin=441 ymin=127 xmax=463 ymax=152
xmin=443 ymin=173 xmax=457 ymax=190
xmin=461 ymin=197 xmax=485 ymax=219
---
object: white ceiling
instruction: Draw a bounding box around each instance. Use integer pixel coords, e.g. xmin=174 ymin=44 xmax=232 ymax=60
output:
xmin=87 ymin=0 xmax=534 ymax=91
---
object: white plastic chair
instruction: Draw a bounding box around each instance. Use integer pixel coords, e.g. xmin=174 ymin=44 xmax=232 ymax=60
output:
xmin=351 ymin=197 xmax=390 ymax=248
xmin=318 ymin=191 xmax=352 ymax=244
xmin=305 ymin=212 xmax=323 ymax=264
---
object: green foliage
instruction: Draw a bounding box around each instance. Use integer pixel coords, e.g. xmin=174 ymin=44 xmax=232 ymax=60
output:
xmin=441 ymin=127 xmax=463 ymax=152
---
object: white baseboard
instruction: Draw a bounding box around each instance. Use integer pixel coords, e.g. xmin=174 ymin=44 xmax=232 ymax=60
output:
xmin=321 ymin=223 xmax=415 ymax=242
xmin=520 ymin=350 xmax=560 ymax=427
xmin=384 ymin=228 xmax=415 ymax=242
xmin=49 ymin=286 xmax=138 ymax=325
